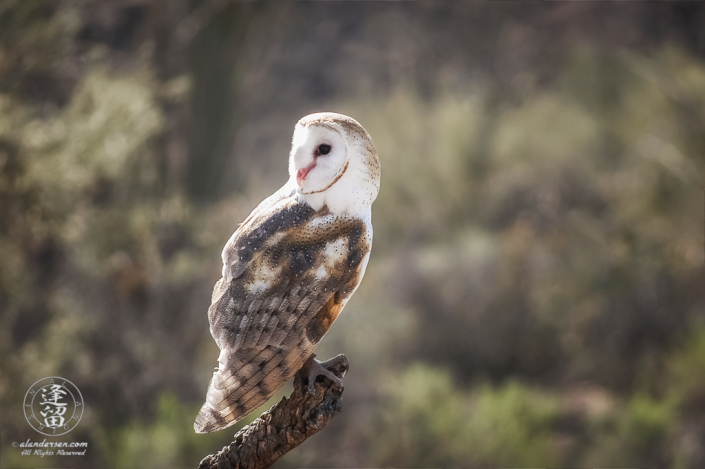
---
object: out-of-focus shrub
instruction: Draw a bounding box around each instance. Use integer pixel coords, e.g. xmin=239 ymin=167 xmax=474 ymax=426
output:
xmin=375 ymin=363 xmax=560 ymax=468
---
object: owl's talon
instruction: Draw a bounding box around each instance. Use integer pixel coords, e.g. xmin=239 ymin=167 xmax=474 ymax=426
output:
xmin=307 ymin=360 xmax=344 ymax=394
xmin=317 ymin=354 xmax=349 ymax=373
xmin=304 ymin=354 xmax=347 ymax=394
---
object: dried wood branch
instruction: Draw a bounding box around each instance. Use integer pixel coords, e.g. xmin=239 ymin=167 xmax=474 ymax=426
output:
xmin=197 ymin=354 xmax=349 ymax=469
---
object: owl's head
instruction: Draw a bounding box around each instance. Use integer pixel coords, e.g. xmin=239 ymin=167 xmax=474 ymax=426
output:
xmin=289 ymin=112 xmax=380 ymax=216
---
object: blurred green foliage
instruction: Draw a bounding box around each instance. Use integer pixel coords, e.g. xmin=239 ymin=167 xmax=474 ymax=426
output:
xmin=96 ymin=394 xmax=222 ymax=469
xmin=1 ymin=2 xmax=704 ymax=469
xmin=375 ymin=364 xmax=560 ymax=467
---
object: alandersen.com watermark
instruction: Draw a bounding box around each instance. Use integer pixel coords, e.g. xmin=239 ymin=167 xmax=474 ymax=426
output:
xmin=10 ymin=439 xmax=88 ymax=457
xmin=2 ymin=376 xmax=90 ymax=460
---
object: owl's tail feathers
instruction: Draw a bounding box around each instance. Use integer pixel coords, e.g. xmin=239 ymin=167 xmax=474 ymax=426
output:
xmin=194 ymin=351 xmax=250 ymax=433
xmin=194 ymin=371 xmax=255 ymax=434
xmin=194 ymin=400 xmax=238 ymax=434
xmin=194 ymin=346 xmax=295 ymax=433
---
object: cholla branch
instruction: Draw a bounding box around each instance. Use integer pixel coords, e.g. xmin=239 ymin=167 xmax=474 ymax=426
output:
xmin=197 ymin=354 xmax=348 ymax=469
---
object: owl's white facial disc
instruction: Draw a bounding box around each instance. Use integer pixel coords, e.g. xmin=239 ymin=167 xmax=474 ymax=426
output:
xmin=288 ymin=112 xmax=380 ymax=216
xmin=289 ymin=124 xmax=348 ymax=195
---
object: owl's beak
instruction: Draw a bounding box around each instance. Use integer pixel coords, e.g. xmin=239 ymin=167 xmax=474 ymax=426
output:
xmin=296 ymin=161 xmax=316 ymax=186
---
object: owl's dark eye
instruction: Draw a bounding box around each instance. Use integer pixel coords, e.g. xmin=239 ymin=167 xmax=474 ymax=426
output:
xmin=318 ymin=144 xmax=331 ymax=155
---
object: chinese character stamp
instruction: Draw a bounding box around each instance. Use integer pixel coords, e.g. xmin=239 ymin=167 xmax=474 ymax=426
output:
xmin=23 ymin=377 xmax=83 ymax=436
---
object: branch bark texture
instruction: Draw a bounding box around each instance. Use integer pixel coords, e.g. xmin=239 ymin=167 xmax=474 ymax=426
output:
xmin=197 ymin=354 xmax=348 ymax=469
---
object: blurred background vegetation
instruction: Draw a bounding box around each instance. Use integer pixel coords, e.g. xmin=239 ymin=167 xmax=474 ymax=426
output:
xmin=1 ymin=1 xmax=704 ymax=468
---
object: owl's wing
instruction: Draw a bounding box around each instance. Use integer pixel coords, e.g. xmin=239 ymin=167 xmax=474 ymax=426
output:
xmin=194 ymin=193 xmax=369 ymax=433
xmin=219 ymin=183 xmax=298 ymax=283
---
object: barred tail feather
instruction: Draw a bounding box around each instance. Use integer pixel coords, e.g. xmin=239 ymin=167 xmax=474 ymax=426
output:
xmin=193 ymin=341 xmax=314 ymax=433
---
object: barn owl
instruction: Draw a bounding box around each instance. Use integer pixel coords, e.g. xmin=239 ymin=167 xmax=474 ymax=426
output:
xmin=194 ymin=112 xmax=380 ymax=433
